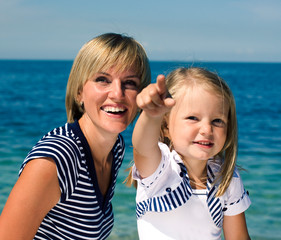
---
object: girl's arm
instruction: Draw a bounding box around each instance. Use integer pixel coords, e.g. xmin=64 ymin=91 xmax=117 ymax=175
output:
xmin=133 ymin=75 xmax=175 ymax=178
xmin=223 ymin=212 xmax=251 ymax=240
xmin=0 ymin=158 xmax=60 ymax=240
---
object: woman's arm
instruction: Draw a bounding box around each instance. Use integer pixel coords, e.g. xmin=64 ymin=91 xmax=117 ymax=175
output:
xmin=133 ymin=75 xmax=175 ymax=178
xmin=223 ymin=212 xmax=251 ymax=240
xmin=0 ymin=158 xmax=61 ymax=240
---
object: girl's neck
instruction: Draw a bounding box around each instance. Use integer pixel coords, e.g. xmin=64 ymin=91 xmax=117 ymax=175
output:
xmin=183 ymin=158 xmax=207 ymax=178
xmin=183 ymin=158 xmax=208 ymax=189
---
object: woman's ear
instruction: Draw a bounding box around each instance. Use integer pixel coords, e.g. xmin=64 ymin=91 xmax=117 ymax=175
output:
xmin=76 ymin=88 xmax=83 ymax=104
xmin=75 ymin=88 xmax=85 ymax=112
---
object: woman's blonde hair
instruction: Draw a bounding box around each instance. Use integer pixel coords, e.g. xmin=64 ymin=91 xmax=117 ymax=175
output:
xmin=162 ymin=67 xmax=237 ymax=197
xmin=65 ymin=33 xmax=151 ymax=122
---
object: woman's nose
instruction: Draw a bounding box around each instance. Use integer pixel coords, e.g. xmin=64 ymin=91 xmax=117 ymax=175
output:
xmin=109 ymin=80 xmax=124 ymax=99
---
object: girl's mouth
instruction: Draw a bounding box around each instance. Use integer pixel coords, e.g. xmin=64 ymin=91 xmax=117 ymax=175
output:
xmin=193 ymin=141 xmax=214 ymax=147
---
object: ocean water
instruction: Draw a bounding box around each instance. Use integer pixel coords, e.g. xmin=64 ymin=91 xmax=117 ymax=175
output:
xmin=0 ymin=60 xmax=281 ymax=239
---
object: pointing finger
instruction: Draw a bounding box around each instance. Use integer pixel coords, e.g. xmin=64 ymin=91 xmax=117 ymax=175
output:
xmin=156 ymin=75 xmax=167 ymax=97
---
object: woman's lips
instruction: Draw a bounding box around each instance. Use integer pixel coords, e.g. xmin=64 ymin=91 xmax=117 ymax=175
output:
xmin=101 ymin=105 xmax=127 ymax=114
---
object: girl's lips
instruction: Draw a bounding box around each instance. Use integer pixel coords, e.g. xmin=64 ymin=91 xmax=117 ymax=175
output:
xmin=193 ymin=141 xmax=214 ymax=147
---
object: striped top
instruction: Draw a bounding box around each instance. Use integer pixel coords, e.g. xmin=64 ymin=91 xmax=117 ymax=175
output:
xmin=19 ymin=121 xmax=125 ymax=240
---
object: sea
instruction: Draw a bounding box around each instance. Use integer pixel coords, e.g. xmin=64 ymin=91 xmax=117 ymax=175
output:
xmin=0 ymin=60 xmax=280 ymax=239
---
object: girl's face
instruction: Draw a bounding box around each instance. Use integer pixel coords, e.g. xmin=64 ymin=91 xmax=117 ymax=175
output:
xmin=168 ymin=86 xmax=229 ymax=163
xmin=78 ymin=66 xmax=140 ymax=136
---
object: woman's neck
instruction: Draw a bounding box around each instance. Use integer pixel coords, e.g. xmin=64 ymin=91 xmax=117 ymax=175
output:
xmin=78 ymin=115 xmax=118 ymax=164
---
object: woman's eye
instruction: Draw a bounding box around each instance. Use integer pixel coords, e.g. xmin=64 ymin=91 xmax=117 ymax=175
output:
xmin=95 ymin=76 xmax=110 ymax=83
xmin=212 ymin=119 xmax=226 ymax=127
xmin=123 ymin=80 xmax=138 ymax=90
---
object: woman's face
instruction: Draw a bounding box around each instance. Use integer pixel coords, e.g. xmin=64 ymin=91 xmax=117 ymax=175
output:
xmin=78 ymin=66 xmax=140 ymax=135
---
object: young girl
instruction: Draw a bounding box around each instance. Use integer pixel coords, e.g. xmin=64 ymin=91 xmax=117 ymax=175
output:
xmin=131 ymin=67 xmax=251 ymax=239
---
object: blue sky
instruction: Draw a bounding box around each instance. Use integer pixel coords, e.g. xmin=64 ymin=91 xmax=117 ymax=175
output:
xmin=1 ymin=0 xmax=281 ymax=62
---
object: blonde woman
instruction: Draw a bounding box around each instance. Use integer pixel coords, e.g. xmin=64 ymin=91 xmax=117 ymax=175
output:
xmin=0 ymin=33 xmax=150 ymax=240
xmin=131 ymin=67 xmax=251 ymax=239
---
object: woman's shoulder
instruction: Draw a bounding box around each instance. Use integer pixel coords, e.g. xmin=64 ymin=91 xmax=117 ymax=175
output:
xmin=32 ymin=124 xmax=77 ymax=154
xmin=42 ymin=122 xmax=78 ymax=140
xmin=22 ymin=123 xmax=81 ymax=168
xmin=20 ymin=122 xmax=85 ymax=194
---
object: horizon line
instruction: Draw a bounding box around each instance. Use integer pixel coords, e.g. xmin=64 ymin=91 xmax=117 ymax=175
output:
xmin=1 ymin=59 xmax=281 ymax=64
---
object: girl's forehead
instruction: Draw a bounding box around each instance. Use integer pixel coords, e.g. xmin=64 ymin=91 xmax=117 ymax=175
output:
xmin=172 ymin=86 xmax=228 ymax=114
xmin=174 ymin=84 xmax=224 ymax=101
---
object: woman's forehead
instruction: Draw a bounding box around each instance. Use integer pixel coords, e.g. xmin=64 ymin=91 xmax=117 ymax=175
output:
xmin=99 ymin=62 xmax=138 ymax=75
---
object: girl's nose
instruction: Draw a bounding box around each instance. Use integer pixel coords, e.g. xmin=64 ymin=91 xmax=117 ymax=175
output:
xmin=109 ymin=80 xmax=124 ymax=99
xmin=199 ymin=122 xmax=212 ymax=136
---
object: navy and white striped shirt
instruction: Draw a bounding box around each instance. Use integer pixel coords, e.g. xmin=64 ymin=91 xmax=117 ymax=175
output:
xmin=19 ymin=121 xmax=125 ymax=240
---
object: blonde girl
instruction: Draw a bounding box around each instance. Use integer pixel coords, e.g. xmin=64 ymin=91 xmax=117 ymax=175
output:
xmin=131 ymin=67 xmax=251 ymax=239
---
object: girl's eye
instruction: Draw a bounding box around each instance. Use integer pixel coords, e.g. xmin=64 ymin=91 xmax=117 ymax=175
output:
xmin=187 ymin=116 xmax=198 ymax=121
xmin=212 ymin=119 xmax=226 ymax=127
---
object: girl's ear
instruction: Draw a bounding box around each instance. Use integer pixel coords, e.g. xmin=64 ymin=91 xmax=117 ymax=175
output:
xmin=161 ymin=114 xmax=173 ymax=149
xmin=163 ymin=114 xmax=171 ymax=139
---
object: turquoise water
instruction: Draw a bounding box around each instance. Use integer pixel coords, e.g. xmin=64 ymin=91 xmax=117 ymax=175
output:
xmin=0 ymin=60 xmax=281 ymax=239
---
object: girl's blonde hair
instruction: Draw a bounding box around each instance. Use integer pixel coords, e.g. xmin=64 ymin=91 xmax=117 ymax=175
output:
xmin=65 ymin=33 xmax=151 ymax=123
xmin=162 ymin=67 xmax=237 ymax=197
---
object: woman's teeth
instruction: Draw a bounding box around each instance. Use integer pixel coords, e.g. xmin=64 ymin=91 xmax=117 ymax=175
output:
xmin=103 ymin=106 xmax=126 ymax=113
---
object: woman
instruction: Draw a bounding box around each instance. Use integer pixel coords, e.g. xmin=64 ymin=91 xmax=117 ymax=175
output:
xmin=0 ymin=33 xmax=151 ymax=239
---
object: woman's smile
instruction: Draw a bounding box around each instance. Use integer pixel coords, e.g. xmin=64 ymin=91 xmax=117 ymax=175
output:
xmin=101 ymin=104 xmax=127 ymax=115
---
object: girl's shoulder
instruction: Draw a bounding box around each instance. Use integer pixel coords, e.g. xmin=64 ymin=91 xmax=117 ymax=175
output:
xmin=207 ymin=157 xmax=245 ymax=192
xmin=207 ymin=156 xmax=241 ymax=180
xmin=133 ymin=142 xmax=183 ymax=194
xmin=221 ymin=167 xmax=251 ymax=216
xmin=207 ymin=156 xmax=222 ymax=173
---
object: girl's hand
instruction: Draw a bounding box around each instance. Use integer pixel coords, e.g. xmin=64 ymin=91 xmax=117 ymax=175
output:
xmin=136 ymin=75 xmax=175 ymax=118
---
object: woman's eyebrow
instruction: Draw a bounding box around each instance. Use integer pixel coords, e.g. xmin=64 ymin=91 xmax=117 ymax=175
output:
xmin=97 ymin=72 xmax=139 ymax=79
xmin=125 ymin=75 xmax=139 ymax=79
xmin=97 ymin=72 xmax=110 ymax=76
